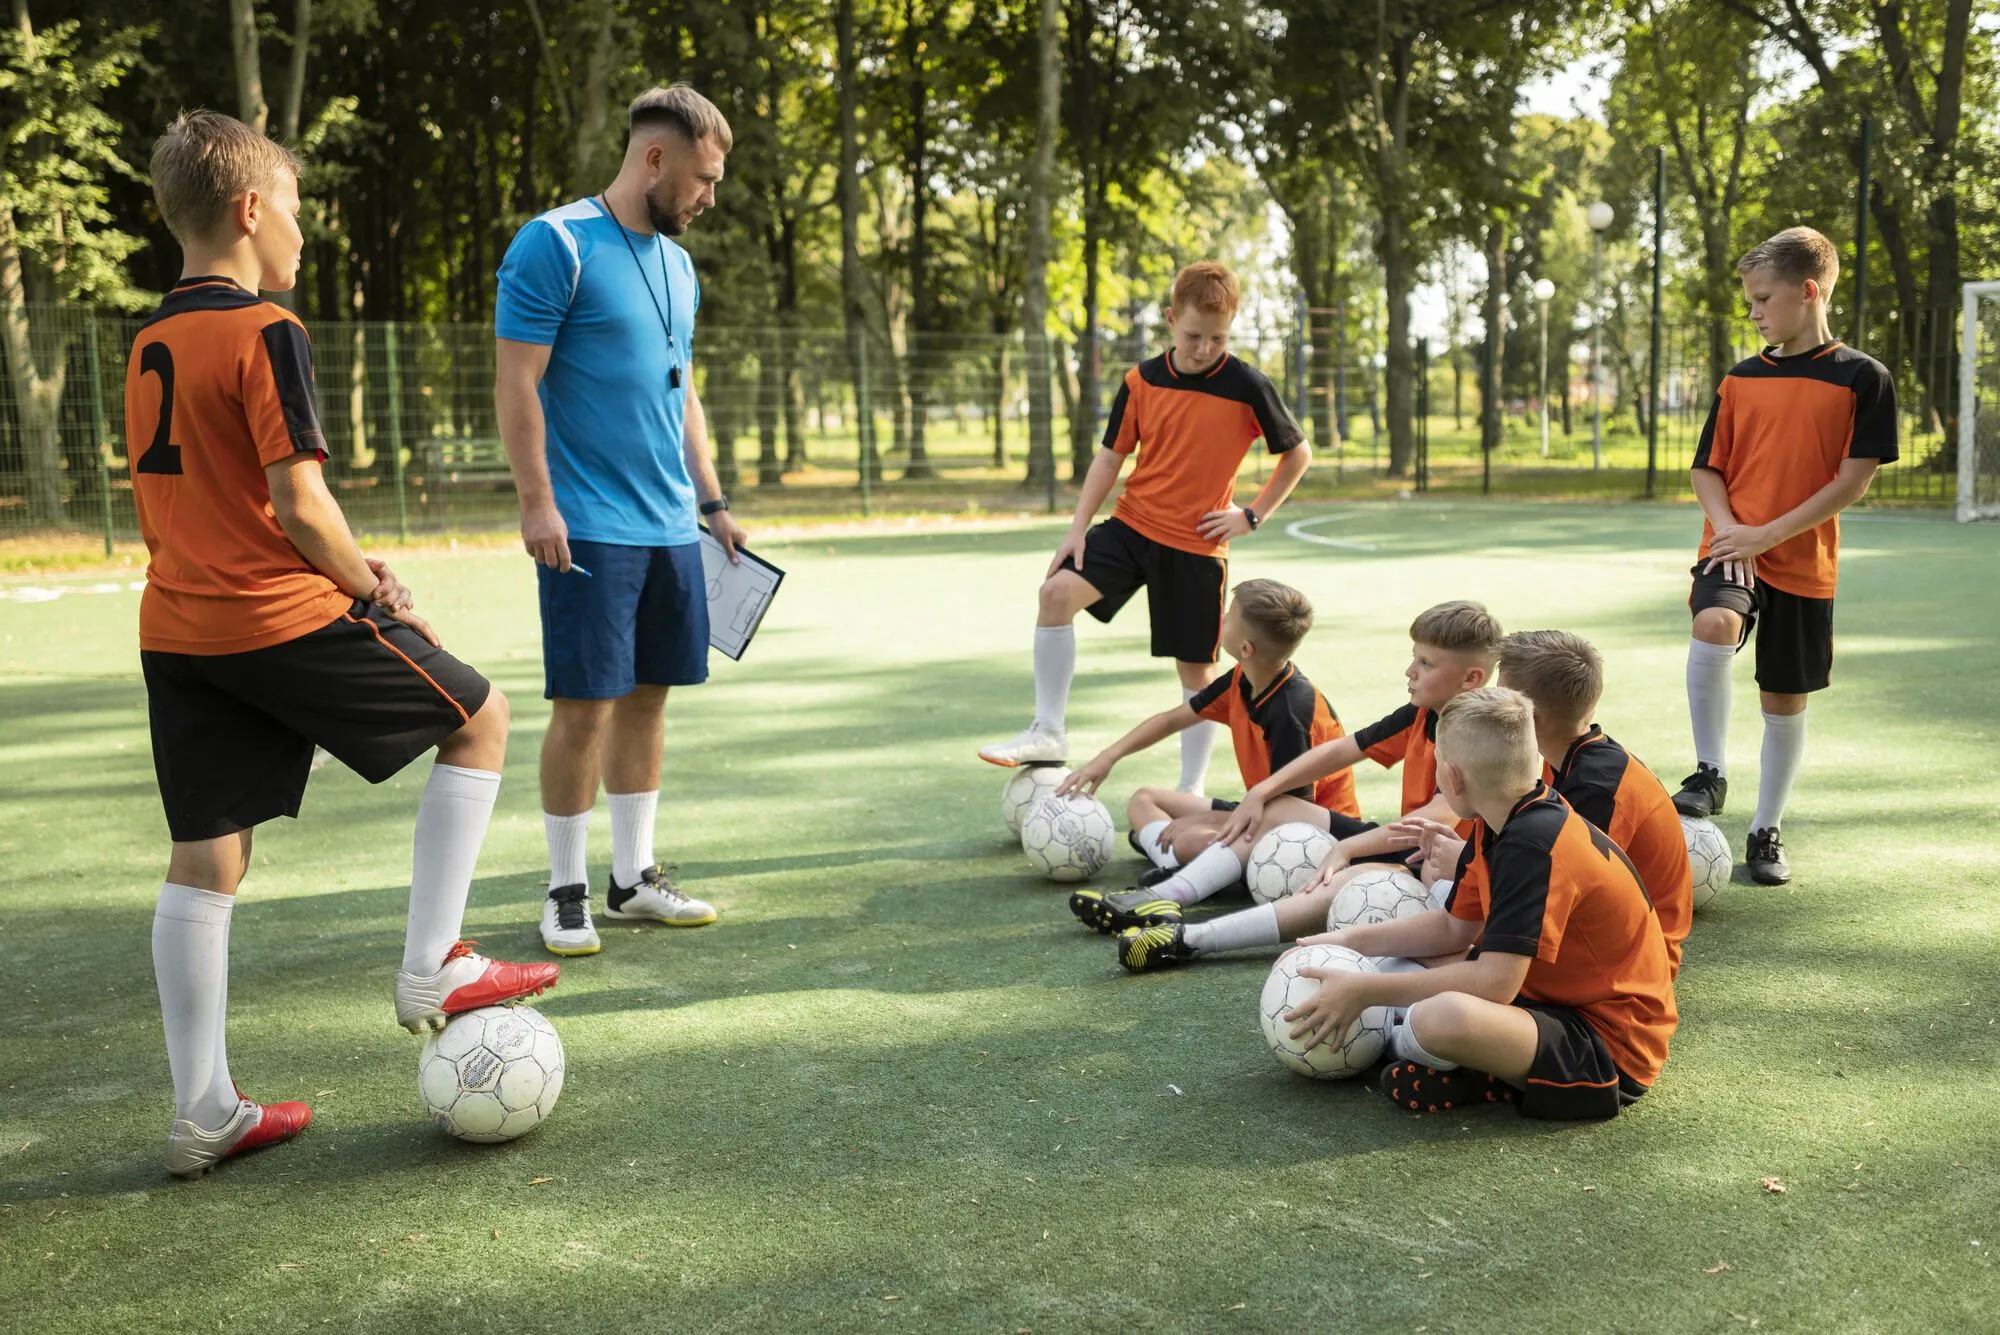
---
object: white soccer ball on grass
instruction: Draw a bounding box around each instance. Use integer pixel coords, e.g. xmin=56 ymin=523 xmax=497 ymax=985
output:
xmin=1246 ymin=821 xmax=1337 ymax=904
xmin=1324 ymin=865 xmax=1434 ymax=932
xmin=1682 ymin=816 xmax=1731 ymax=910
xmin=418 ymin=1004 xmax=565 ymax=1143
xmin=1259 ymin=944 xmax=1392 ymax=1079
xmin=1001 ymin=764 xmax=1072 ymax=838
xmin=1020 ymin=793 xmax=1116 ymax=883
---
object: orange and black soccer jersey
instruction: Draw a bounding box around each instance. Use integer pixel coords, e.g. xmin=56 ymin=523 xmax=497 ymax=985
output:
xmin=127 ymin=276 xmax=346 ymax=655
xmin=1351 ymin=703 xmax=1444 ymax=818
xmin=1692 ymin=341 xmax=1898 ymax=599
xmin=1447 ymin=784 xmax=1678 ymax=1089
xmin=1552 ymin=726 xmax=1692 ymax=976
xmin=1190 ymin=664 xmax=1361 ymax=816
xmin=1102 ymin=351 xmax=1303 ymax=558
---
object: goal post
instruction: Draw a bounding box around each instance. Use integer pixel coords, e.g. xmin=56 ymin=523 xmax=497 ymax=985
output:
xmin=1958 ymin=281 xmax=2000 ymax=522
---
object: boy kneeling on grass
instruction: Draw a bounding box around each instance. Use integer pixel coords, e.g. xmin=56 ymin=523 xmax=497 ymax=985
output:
xmin=1284 ymin=687 xmax=1678 ymax=1120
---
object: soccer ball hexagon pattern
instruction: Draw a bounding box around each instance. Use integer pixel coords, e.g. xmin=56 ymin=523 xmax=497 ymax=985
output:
xmin=1259 ymin=944 xmax=1392 ymax=1079
xmin=418 ymin=1004 xmax=565 ymax=1143
xmin=1020 ymin=793 xmax=1116 ymax=882
xmin=1001 ymin=764 xmax=1072 ymax=838
xmin=1246 ymin=821 xmax=1336 ymax=904
xmin=1682 ymin=816 xmax=1731 ymax=910
xmin=1324 ymin=865 xmax=1434 ymax=932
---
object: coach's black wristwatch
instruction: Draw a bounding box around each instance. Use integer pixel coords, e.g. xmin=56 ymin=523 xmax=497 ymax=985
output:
xmin=1242 ymin=505 xmax=1262 ymax=530
xmin=700 ymin=497 xmax=731 ymax=516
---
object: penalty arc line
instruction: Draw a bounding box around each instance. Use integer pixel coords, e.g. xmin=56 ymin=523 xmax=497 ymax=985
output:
xmin=1282 ymin=512 xmax=1378 ymax=552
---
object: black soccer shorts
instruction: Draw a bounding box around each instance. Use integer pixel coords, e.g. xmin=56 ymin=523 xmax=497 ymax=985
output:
xmin=1068 ymin=517 xmax=1227 ymax=663
xmin=1514 ymin=1001 xmax=1648 ymax=1121
xmin=142 ymin=601 xmax=491 ymax=841
xmin=1688 ymin=562 xmax=1834 ymax=694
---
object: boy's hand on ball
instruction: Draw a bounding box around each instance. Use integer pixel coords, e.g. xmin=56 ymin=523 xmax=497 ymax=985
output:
xmin=1286 ymin=968 xmax=1365 ymax=1048
xmin=1057 ymin=758 xmax=1111 ymax=796
xmin=1303 ymin=850 xmax=1349 ymax=892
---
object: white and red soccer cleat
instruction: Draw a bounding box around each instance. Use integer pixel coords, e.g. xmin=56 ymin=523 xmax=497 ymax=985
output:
xmin=165 ymin=1094 xmax=312 ymax=1178
xmin=393 ymin=939 xmax=559 ymax=1034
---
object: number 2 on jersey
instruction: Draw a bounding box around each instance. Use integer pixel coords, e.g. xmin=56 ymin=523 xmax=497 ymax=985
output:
xmin=135 ymin=341 xmax=183 ymax=475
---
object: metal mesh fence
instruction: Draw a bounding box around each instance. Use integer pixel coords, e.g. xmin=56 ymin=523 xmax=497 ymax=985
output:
xmin=0 ymin=304 xmax=1964 ymax=551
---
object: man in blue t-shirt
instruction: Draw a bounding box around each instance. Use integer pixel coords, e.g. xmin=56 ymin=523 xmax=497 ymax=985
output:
xmin=495 ymin=84 xmax=747 ymax=958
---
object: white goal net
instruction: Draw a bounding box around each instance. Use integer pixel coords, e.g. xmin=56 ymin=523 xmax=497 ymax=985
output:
xmin=1959 ymin=281 xmax=2000 ymax=521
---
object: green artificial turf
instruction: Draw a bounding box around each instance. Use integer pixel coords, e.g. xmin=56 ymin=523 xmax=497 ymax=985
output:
xmin=2 ymin=501 xmax=1997 ymax=1333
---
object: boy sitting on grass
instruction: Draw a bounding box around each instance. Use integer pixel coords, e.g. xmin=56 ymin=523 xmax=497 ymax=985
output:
xmin=1115 ymin=600 xmax=1500 ymax=971
xmin=1056 ymin=579 xmax=1361 ymax=935
xmin=1286 ymin=687 xmax=1678 ymax=1120
xmin=1398 ymin=630 xmax=1692 ymax=975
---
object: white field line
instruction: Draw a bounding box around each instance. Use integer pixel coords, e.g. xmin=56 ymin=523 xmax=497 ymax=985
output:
xmin=0 ymin=579 xmax=145 ymax=604
xmin=1282 ymin=512 xmax=1378 ymax=552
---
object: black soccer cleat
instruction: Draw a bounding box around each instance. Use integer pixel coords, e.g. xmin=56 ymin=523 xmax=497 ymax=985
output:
xmin=1117 ymin=921 xmax=1198 ymax=972
xmin=1377 ymin=1061 xmax=1518 ymax=1113
xmin=1070 ymin=888 xmax=1184 ymax=936
xmin=1745 ymin=827 xmax=1790 ymax=885
xmin=1135 ymin=864 xmax=1177 ymax=890
xmin=1672 ymin=763 xmax=1729 ymax=818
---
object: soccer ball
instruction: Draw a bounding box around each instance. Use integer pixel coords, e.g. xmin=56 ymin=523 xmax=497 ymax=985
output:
xmin=418 ymin=1005 xmax=565 ymax=1143
xmin=1001 ymin=764 xmax=1072 ymax=838
xmin=1246 ymin=821 xmax=1336 ymax=904
xmin=1258 ymin=944 xmax=1392 ymax=1079
xmin=1682 ymin=816 xmax=1732 ymax=910
xmin=1325 ymin=865 xmax=1434 ymax=932
xmin=1020 ymin=793 xmax=1116 ymax=883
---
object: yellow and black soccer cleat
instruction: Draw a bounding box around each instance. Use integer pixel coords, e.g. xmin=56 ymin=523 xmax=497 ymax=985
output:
xmin=1117 ymin=921 xmax=1197 ymax=971
xmin=1070 ymin=888 xmax=1185 ymax=936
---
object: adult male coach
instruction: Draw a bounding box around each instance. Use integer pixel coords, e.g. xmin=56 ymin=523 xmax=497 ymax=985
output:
xmin=495 ymin=84 xmax=747 ymax=957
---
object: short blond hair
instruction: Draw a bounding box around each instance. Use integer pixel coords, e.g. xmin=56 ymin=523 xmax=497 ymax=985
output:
xmin=1437 ymin=687 xmax=1541 ymax=798
xmin=150 ymin=110 xmax=300 ymax=244
xmin=1499 ymin=630 xmax=1603 ymax=731
xmin=1410 ymin=600 xmax=1503 ymax=664
xmin=628 ymin=84 xmax=733 ymax=151
xmin=1232 ymin=579 xmax=1313 ymax=659
xmin=1171 ymin=261 xmax=1239 ymax=320
xmin=1739 ymin=226 xmax=1838 ymax=293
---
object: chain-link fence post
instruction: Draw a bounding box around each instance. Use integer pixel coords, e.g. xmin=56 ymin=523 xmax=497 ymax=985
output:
xmin=384 ymin=323 xmax=411 ymax=541
xmin=856 ymin=333 xmax=872 ymax=518
xmin=85 ymin=315 xmax=114 ymax=556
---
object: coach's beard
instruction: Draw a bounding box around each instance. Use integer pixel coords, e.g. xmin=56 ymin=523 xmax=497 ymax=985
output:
xmin=644 ymin=182 xmax=688 ymax=237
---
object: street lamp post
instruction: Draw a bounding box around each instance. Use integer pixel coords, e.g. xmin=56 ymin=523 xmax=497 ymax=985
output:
xmin=1533 ymin=278 xmax=1556 ymax=459
xmin=1586 ymin=201 xmax=1614 ymax=472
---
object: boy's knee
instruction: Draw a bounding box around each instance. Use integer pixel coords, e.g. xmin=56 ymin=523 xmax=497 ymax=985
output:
xmin=1407 ymin=991 xmax=1480 ymax=1048
xmin=1691 ymin=607 xmax=1741 ymax=645
xmin=1037 ymin=577 xmax=1078 ymax=621
xmin=473 ymin=686 xmax=510 ymax=738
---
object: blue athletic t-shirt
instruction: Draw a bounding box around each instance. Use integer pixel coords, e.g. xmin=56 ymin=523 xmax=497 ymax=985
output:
xmin=495 ymin=198 xmax=701 ymax=548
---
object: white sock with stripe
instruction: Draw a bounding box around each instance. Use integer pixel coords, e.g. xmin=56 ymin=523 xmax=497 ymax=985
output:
xmin=403 ymin=765 xmax=501 ymax=975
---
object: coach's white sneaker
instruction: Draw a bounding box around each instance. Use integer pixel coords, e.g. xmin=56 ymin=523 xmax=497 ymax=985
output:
xmin=604 ymin=865 xmax=717 ymax=927
xmin=539 ymin=884 xmax=603 ymax=958
xmin=979 ymin=724 xmax=1067 ymax=768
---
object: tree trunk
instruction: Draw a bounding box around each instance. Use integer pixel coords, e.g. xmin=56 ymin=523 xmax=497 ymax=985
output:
xmin=709 ymin=354 xmax=741 ymax=490
xmin=756 ymin=346 xmax=782 ymax=487
xmin=835 ymin=0 xmax=879 ymax=483
xmin=226 ymin=0 xmax=268 ymax=134
xmin=1073 ymin=213 xmax=1101 ymax=479
xmin=1020 ymin=0 xmax=1059 ymax=490
xmin=900 ymin=0 xmax=935 ymax=481
xmin=990 ymin=343 xmax=1008 ymax=467
xmin=0 ymin=214 xmax=69 ymax=524
xmin=1479 ymin=220 xmax=1508 ymax=457
xmin=1381 ymin=210 xmax=1413 ymax=476
xmin=570 ymin=1 xmax=617 ymax=194
xmin=280 ymin=0 xmax=313 ymax=142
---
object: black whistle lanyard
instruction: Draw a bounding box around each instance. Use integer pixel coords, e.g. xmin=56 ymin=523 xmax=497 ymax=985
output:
xmin=598 ymin=195 xmax=682 ymax=388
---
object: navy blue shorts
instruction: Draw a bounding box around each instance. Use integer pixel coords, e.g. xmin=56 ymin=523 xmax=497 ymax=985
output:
xmin=538 ymin=539 xmax=710 ymax=700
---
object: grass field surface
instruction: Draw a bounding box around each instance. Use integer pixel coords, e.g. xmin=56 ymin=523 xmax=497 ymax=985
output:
xmin=3 ymin=501 xmax=1996 ymax=1333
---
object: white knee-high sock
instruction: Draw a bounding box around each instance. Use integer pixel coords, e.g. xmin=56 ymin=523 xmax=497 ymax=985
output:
xmin=1392 ymin=1014 xmax=1459 ymax=1070
xmin=608 ymin=790 xmax=660 ymax=886
xmin=1137 ymin=819 xmax=1180 ymax=870
xmin=1183 ymin=902 xmax=1280 ymax=956
xmin=544 ymin=810 xmax=590 ymax=890
xmin=1753 ymin=709 xmax=1808 ymax=832
xmin=1178 ymin=689 xmax=1220 ymax=793
xmin=403 ymin=765 xmax=501 ymax=975
xmin=1686 ymin=638 xmax=1736 ymax=772
xmin=1154 ymin=842 xmax=1243 ymax=906
xmin=1032 ymin=626 xmax=1075 ymax=733
xmin=153 ymin=883 xmax=238 ymax=1128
